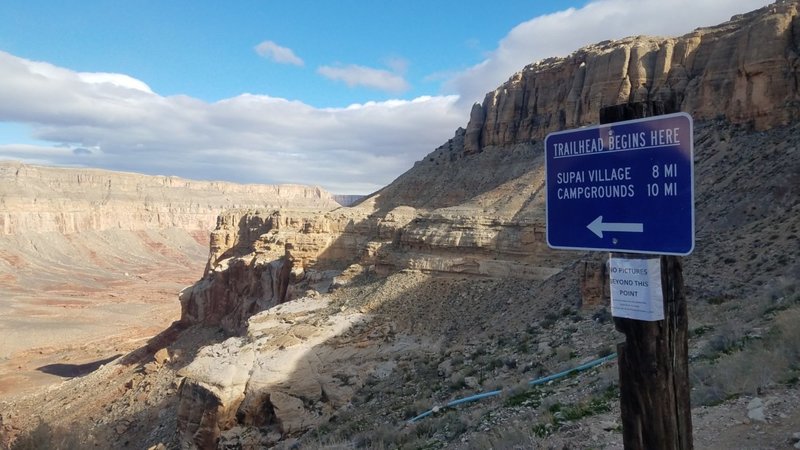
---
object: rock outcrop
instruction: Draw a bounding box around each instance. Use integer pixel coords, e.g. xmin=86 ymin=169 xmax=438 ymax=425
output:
xmin=0 ymin=161 xmax=339 ymax=236
xmin=464 ymin=2 xmax=800 ymax=154
xmin=176 ymin=296 xmax=419 ymax=448
xmin=179 ymin=198 xmax=569 ymax=331
xmin=180 ymin=208 xmax=376 ymax=331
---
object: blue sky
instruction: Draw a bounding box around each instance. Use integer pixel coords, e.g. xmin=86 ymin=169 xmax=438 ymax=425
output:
xmin=0 ymin=1 xmax=585 ymax=106
xmin=0 ymin=0 xmax=772 ymax=193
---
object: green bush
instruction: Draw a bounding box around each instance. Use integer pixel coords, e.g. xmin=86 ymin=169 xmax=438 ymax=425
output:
xmin=504 ymin=387 xmax=544 ymax=408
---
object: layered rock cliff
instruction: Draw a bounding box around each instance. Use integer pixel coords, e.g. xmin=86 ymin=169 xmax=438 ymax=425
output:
xmin=0 ymin=161 xmax=338 ymax=236
xmin=464 ymin=1 xmax=800 ymax=154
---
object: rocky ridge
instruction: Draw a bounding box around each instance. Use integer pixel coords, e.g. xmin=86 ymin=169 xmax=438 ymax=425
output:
xmin=464 ymin=1 xmax=800 ymax=154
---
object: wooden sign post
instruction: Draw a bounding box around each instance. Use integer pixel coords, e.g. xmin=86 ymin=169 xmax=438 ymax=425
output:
xmin=600 ymin=102 xmax=693 ymax=450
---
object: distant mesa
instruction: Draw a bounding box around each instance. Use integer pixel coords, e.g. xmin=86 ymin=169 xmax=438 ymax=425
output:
xmin=0 ymin=160 xmax=340 ymax=236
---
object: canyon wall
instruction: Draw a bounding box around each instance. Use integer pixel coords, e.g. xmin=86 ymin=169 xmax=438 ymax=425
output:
xmin=180 ymin=208 xmax=377 ymax=331
xmin=0 ymin=161 xmax=338 ymax=236
xmin=464 ymin=1 xmax=800 ymax=154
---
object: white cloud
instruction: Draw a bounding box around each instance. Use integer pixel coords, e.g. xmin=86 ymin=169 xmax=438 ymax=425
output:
xmin=78 ymin=72 xmax=154 ymax=93
xmin=383 ymin=56 xmax=409 ymax=74
xmin=254 ymin=40 xmax=305 ymax=66
xmin=317 ymin=64 xmax=410 ymax=93
xmin=0 ymin=1 xmax=775 ymax=195
xmin=0 ymin=51 xmax=460 ymax=194
xmin=447 ymin=0 xmax=773 ymax=105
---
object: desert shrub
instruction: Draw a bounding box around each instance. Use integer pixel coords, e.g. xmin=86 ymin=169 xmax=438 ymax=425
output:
xmin=411 ymin=416 xmax=440 ymax=440
xmin=554 ymin=346 xmax=574 ymax=362
xmin=691 ymin=368 xmax=728 ymax=406
xmin=440 ymin=411 xmax=468 ymax=440
xmin=488 ymin=358 xmax=504 ymax=370
xmin=721 ymin=349 xmax=786 ymax=395
xmin=770 ymin=308 xmax=800 ymax=365
xmin=761 ymin=278 xmax=800 ymax=316
xmin=504 ymin=386 xmax=545 ymax=408
xmin=560 ymin=391 xmax=613 ymax=420
xmin=531 ymin=421 xmax=555 ymax=438
xmin=474 ymin=427 xmax=539 ymax=449
xmin=702 ymin=324 xmax=745 ymax=358
xmin=352 ymin=424 xmax=408 ymax=449
xmin=691 ymin=316 xmax=797 ymax=407
xmin=10 ymin=421 xmax=81 ymax=450
xmin=403 ymin=399 xmax=431 ymax=420
xmin=515 ymin=337 xmax=531 ymax=353
xmin=470 ymin=347 xmax=487 ymax=359
xmin=690 ymin=324 xmax=714 ymax=338
xmin=449 ymin=376 xmax=467 ymax=391
xmin=302 ymin=436 xmax=356 ymax=450
xmin=707 ymin=295 xmax=729 ymax=305
xmin=540 ymin=312 xmax=559 ymax=329
xmin=597 ymin=345 xmax=615 ymax=358
xmin=516 ymin=386 xmax=618 ymax=440
xmin=592 ymin=307 xmax=611 ymax=323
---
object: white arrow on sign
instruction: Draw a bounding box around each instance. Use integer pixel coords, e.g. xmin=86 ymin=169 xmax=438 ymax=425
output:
xmin=587 ymin=216 xmax=643 ymax=238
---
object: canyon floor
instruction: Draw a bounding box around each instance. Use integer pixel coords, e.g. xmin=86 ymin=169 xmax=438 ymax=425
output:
xmin=0 ymin=229 xmax=207 ymax=400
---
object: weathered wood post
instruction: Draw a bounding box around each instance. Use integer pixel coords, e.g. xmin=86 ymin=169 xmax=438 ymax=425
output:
xmin=599 ymin=101 xmax=693 ymax=450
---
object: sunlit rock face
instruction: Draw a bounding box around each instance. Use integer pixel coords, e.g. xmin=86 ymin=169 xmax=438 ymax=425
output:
xmin=0 ymin=161 xmax=338 ymax=236
xmin=464 ymin=2 xmax=800 ymax=154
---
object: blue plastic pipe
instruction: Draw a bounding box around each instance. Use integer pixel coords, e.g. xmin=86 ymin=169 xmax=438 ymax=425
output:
xmin=407 ymin=352 xmax=617 ymax=423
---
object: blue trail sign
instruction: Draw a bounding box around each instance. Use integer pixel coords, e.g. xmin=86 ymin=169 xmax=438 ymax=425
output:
xmin=545 ymin=112 xmax=694 ymax=255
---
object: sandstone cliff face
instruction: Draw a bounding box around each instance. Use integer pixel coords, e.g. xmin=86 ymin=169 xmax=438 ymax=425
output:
xmin=0 ymin=161 xmax=338 ymax=235
xmin=464 ymin=2 xmax=800 ymax=154
xmin=180 ymin=190 xmax=570 ymax=332
xmin=181 ymin=209 xmax=374 ymax=331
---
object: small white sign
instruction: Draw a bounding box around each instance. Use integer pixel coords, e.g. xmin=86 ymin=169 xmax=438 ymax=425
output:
xmin=609 ymin=257 xmax=664 ymax=321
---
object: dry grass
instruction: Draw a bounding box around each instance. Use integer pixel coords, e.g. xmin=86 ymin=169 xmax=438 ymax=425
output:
xmin=691 ymin=306 xmax=800 ymax=406
xmin=9 ymin=421 xmax=82 ymax=450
